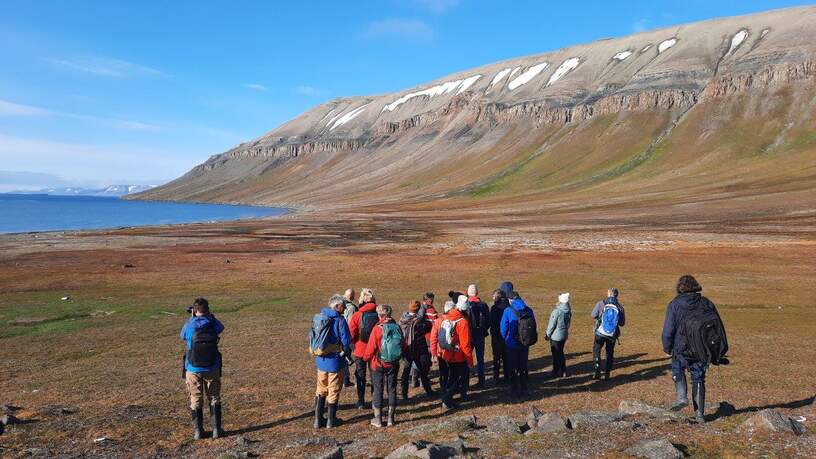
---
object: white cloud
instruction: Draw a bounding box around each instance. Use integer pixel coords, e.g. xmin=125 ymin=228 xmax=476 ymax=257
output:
xmin=245 ymin=83 xmax=268 ymax=91
xmin=294 ymin=85 xmax=327 ymax=96
xmin=46 ymin=56 xmax=168 ymax=78
xmin=411 ymin=0 xmax=461 ymax=13
xmin=363 ymin=19 xmax=434 ymax=43
xmin=0 ymin=98 xmax=161 ymax=132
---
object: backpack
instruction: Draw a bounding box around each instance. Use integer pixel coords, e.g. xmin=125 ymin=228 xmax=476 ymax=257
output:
xmin=596 ymin=304 xmax=620 ymax=338
xmin=309 ymin=313 xmax=342 ymax=357
xmin=680 ymin=304 xmax=729 ymax=365
xmin=510 ymin=307 xmax=538 ymax=347
xmin=400 ymin=316 xmax=426 ymax=356
xmin=187 ymin=325 xmax=219 ymax=367
xmin=468 ymin=301 xmax=491 ymax=337
xmin=438 ymin=318 xmax=462 ymax=351
xmin=379 ymin=322 xmax=403 ymax=363
xmin=360 ymin=310 xmax=379 ymax=343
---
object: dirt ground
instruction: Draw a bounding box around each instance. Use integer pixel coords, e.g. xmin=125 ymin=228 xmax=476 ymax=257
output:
xmin=1 ymin=212 xmax=815 ymax=458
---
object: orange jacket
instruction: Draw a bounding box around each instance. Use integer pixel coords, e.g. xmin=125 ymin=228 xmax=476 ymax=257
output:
xmin=362 ymin=317 xmax=402 ymax=371
xmin=349 ymin=302 xmax=378 ymax=358
xmin=430 ymin=309 xmax=473 ymax=366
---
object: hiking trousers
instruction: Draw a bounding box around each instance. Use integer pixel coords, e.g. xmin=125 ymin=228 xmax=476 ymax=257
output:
xmin=315 ymin=368 xmax=345 ymax=404
xmin=593 ymin=335 xmax=616 ymax=374
xmin=372 ymin=364 xmax=400 ymax=409
xmin=506 ymin=346 xmax=529 ymax=394
xmin=401 ymin=354 xmax=433 ymax=397
xmin=185 ymin=370 xmax=221 ymax=410
xmin=353 ymin=356 xmax=369 ymax=404
xmin=472 ymin=334 xmax=486 ymax=385
xmin=437 ymin=358 xmax=449 ymax=390
xmin=550 ymin=339 xmax=567 ymax=376
xmin=441 ymin=361 xmax=469 ymax=406
xmin=491 ymin=335 xmax=508 ymax=382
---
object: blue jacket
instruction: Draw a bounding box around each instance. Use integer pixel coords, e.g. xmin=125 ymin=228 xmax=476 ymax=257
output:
xmin=315 ymin=307 xmax=352 ymax=373
xmin=500 ymin=298 xmax=535 ymax=350
xmin=661 ymin=292 xmax=719 ymax=356
xmin=181 ymin=314 xmax=225 ymax=373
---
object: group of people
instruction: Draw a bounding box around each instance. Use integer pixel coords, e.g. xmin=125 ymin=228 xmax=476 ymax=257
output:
xmin=179 ymin=274 xmax=728 ymax=440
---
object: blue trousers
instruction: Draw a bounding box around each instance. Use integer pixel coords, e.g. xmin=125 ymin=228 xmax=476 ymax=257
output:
xmin=672 ymin=355 xmax=708 ymax=384
xmin=472 ymin=334 xmax=486 ymax=384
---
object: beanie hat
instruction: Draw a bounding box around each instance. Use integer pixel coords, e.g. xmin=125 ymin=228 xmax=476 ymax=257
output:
xmin=558 ymin=292 xmax=570 ymax=304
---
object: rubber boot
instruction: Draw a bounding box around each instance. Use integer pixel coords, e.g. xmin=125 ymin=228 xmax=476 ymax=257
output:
xmin=370 ymin=408 xmax=383 ymax=428
xmin=693 ymin=382 xmax=706 ymax=423
xmin=313 ymin=396 xmax=326 ymax=429
xmin=670 ymin=375 xmax=689 ymax=411
xmin=593 ymin=362 xmax=602 ymax=380
xmin=326 ymin=403 xmax=341 ymax=428
xmin=191 ymin=408 xmax=204 ymax=440
xmin=387 ymin=406 xmax=396 ymax=427
xmin=400 ymin=378 xmax=410 ymax=402
xmin=355 ymin=380 xmax=366 ymax=410
xmin=211 ymin=403 xmax=223 ymax=439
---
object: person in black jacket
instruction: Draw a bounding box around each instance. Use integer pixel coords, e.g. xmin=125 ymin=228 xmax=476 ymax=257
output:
xmin=398 ymin=300 xmax=435 ymax=401
xmin=661 ymin=274 xmax=720 ymax=424
xmin=490 ymin=286 xmax=511 ymax=385
xmin=465 ymin=284 xmax=490 ymax=388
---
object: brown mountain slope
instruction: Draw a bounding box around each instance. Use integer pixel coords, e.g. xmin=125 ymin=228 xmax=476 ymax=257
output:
xmin=134 ymin=6 xmax=816 ymax=224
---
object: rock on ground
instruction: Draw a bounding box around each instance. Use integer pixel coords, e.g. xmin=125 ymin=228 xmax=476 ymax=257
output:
xmin=484 ymin=415 xmax=522 ymax=435
xmin=385 ymin=440 xmax=465 ymax=459
xmin=624 ymin=438 xmax=684 ymax=459
xmin=566 ymin=411 xmax=623 ymax=429
xmin=402 ymin=415 xmax=477 ymax=435
xmin=315 ymin=446 xmax=343 ymax=459
xmin=619 ymin=400 xmax=681 ymax=421
xmin=525 ymin=408 xmax=567 ymax=434
xmin=739 ymin=409 xmax=807 ymax=436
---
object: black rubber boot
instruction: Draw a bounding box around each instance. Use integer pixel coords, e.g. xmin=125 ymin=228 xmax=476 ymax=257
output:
xmin=191 ymin=408 xmax=204 ymax=440
xmin=671 ymin=375 xmax=689 ymax=411
xmin=355 ymin=380 xmax=366 ymax=410
xmin=326 ymin=403 xmax=342 ymax=428
xmin=313 ymin=396 xmax=326 ymax=428
xmin=693 ymin=382 xmax=706 ymax=423
xmin=593 ymin=362 xmax=602 ymax=380
xmin=211 ymin=403 xmax=223 ymax=438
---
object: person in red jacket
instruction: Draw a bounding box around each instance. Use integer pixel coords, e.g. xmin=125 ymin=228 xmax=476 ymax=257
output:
xmin=348 ymin=288 xmax=378 ymax=410
xmin=429 ymin=300 xmax=454 ymax=390
xmin=434 ymin=298 xmax=473 ymax=410
xmin=362 ymin=304 xmax=403 ymax=427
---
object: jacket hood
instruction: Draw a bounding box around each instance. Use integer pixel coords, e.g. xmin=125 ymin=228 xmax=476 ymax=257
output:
xmin=499 ymin=281 xmax=514 ymax=298
xmin=605 ymin=296 xmax=620 ymax=306
xmin=190 ymin=315 xmax=217 ymax=329
xmin=321 ymin=307 xmax=341 ymax=318
xmin=556 ymin=302 xmax=571 ymax=313
xmin=359 ymin=302 xmax=377 ymax=312
xmin=447 ymin=308 xmax=465 ymax=321
xmin=510 ymin=298 xmax=527 ymax=310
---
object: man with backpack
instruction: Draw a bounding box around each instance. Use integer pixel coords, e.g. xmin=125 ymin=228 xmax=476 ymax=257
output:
xmin=180 ymin=298 xmax=225 ymax=440
xmin=662 ymin=275 xmax=728 ymax=424
xmin=432 ymin=297 xmax=473 ymax=409
xmin=465 ymin=284 xmax=490 ymax=389
xmin=341 ymin=288 xmax=357 ymax=388
xmin=490 ymin=282 xmax=513 ymax=385
xmin=501 ymin=292 xmax=537 ymax=397
xmin=363 ymin=304 xmax=404 ymax=427
xmin=349 ymin=288 xmax=378 ymax=410
xmin=591 ymin=288 xmax=626 ymax=380
xmin=310 ymin=294 xmax=352 ymax=429
xmin=398 ymin=300 xmax=435 ymax=401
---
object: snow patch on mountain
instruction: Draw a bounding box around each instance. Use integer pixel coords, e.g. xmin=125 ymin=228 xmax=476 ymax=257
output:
xmin=508 ymin=63 xmax=549 ymax=90
xmin=457 ymin=75 xmax=482 ymax=94
xmin=761 ymin=28 xmax=770 ymax=38
xmin=330 ymin=104 xmax=369 ymax=130
xmin=658 ymin=38 xmax=678 ymax=53
xmin=381 ymin=76 xmax=481 ymax=112
xmin=547 ymin=57 xmax=580 ymax=86
xmin=489 ymin=68 xmax=512 ymax=90
xmin=613 ymin=50 xmax=633 ymax=61
xmin=641 ymin=44 xmax=652 ymax=53
xmin=728 ymin=29 xmax=749 ymax=55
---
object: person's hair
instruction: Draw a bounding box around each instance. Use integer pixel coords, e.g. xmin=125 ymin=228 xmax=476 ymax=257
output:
xmin=407 ymin=300 xmax=421 ymax=313
xmin=467 ymin=284 xmax=478 ymax=296
xmin=608 ymin=288 xmax=619 ymax=298
xmin=329 ymin=294 xmax=345 ymax=309
xmin=443 ymin=300 xmax=455 ymax=313
xmin=377 ymin=304 xmax=392 ymax=317
xmin=676 ymin=275 xmax=702 ymax=294
xmin=193 ymin=297 xmax=210 ymax=314
xmin=359 ymin=288 xmax=375 ymax=304
xmin=510 ymin=291 xmax=521 ymax=300
xmin=423 ymin=292 xmax=434 ymax=301
xmin=493 ymin=288 xmax=506 ymax=300
xmin=344 ymin=288 xmax=355 ymax=300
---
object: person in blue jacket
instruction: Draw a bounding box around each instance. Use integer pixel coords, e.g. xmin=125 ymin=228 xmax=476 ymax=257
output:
xmin=500 ymin=292 xmax=536 ymax=397
xmin=180 ymin=298 xmax=225 ymax=440
xmin=313 ymin=294 xmax=352 ymax=429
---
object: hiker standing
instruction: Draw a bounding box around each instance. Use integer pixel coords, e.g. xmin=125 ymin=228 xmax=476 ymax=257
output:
xmin=341 ymin=288 xmax=357 ymax=388
xmin=310 ymin=294 xmax=352 ymax=429
xmin=180 ymin=298 xmax=225 ymax=440
xmin=490 ymin=282 xmax=513 ymax=385
xmin=363 ymin=304 xmax=404 ymax=427
xmin=399 ymin=300 xmax=435 ymax=400
xmin=349 ymin=288 xmax=378 ymax=409
xmin=546 ymin=293 xmax=572 ymax=378
xmin=433 ymin=296 xmax=474 ymax=409
xmin=591 ymin=288 xmax=625 ymax=380
xmin=430 ymin=300 xmax=454 ymax=390
xmin=501 ymin=292 xmax=538 ymax=397
xmin=662 ymin=275 xmax=728 ymax=424
xmin=466 ymin=284 xmax=490 ymax=389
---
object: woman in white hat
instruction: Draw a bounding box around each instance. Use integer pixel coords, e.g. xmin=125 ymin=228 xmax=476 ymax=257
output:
xmin=546 ymin=292 xmax=572 ymax=378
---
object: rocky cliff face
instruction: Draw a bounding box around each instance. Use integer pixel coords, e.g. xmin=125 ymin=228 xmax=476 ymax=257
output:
xmin=137 ymin=7 xmax=816 ymax=221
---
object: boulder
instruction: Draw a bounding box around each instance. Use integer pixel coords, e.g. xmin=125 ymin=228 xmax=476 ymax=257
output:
xmin=385 ymin=440 xmax=464 ymax=459
xmin=739 ymin=409 xmax=807 ymax=436
xmin=619 ymin=400 xmax=681 ymax=421
xmin=315 ymin=447 xmax=343 ymax=459
xmin=484 ymin=415 xmax=522 ymax=435
xmin=403 ymin=415 xmax=477 ymax=435
xmin=566 ymin=411 xmax=622 ymax=429
xmin=526 ymin=412 xmax=568 ymax=435
xmin=285 ymin=436 xmax=338 ymax=449
xmin=624 ymin=438 xmax=684 ymax=459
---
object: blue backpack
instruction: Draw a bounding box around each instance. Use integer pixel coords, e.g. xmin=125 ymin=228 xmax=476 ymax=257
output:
xmin=596 ymin=304 xmax=620 ymax=338
xmin=309 ymin=313 xmax=342 ymax=357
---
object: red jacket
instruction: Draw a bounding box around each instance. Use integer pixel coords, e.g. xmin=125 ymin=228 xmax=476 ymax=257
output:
xmin=429 ymin=309 xmax=473 ymax=366
xmin=423 ymin=304 xmax=438 ymax=347
xmin=363 ymin=317 xmax=403 ymax=371
xmin=349 ymin=302 xmax=378 ymax=358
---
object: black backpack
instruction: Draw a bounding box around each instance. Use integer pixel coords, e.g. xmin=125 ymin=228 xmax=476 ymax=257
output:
xmin=510 ymin=307 xmax=538 ymax=347
xmin=187 ymin=325 xmax=219 ymax=368
xmin=399 ymin=316 xmax=427 ymax=357
xmin=360 ymin=311 xmax=379 ymax=343
xmin=679 ymin=303 xmax=728 ymax=365
xmin=468 ymin=301 xmax=491 ymax=337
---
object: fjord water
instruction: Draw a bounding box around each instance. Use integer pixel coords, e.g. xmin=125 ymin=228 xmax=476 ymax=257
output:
xmin=0 ymin=194 xmax=288 ymax=234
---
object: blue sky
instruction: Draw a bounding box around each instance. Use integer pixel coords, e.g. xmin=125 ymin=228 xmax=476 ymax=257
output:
xmin=0 ymin=0 xmax=811 ymax=186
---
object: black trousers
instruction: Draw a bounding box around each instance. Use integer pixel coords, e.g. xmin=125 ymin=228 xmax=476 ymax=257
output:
xmin=593 ymin=335 xmax=616 ymax=373
xmin=506 ymin=346 xmax=529 ymax=394
xmin=372 ymin=364 xmax=399 ymax=409
xmin=353 ymin=356 xmax=369 ymax=403
xmin=401 ymin=354 xmax=433 ymax=397
xmin=550 ymin=339 xmax=567 ymax=376
xmin=441 ymin=361 xmax=469 ymax=406
xmin=437 ymin=358 xmax=449 ymax=390
xmin=491 ymin=335 xmax=508 ymax=382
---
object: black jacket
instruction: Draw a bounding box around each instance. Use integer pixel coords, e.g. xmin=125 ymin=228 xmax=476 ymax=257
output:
xmin=661 ymin=292 xmax=720 ymax=356
xmin=490 ymin=298 xmax=510 ymax=338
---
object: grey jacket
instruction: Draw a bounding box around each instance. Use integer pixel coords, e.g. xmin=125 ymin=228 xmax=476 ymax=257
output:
xmin=546 ymin=302 xmax=572 ymax=342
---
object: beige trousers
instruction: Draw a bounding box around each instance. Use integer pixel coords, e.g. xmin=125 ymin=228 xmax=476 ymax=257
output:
xmin=315 ymin=368 xmax=345 ymax=404
xmin=185 ymin=370 xmax=221 ymax=410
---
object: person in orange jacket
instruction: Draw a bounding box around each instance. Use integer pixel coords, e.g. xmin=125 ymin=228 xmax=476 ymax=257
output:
xmin=434 ymin=296 xmax=473 ymax=409
xmin=348 ymin=288 xmax=378 ymax=410
xmin=429 ymin=300 xmax=454 ymax=390
xmin=362 ymin=304 xmax=403 ymax=427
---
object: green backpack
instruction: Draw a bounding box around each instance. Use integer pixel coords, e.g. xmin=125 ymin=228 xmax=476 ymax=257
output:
xmin=379 ymin=322 xmax=403 ymax=363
